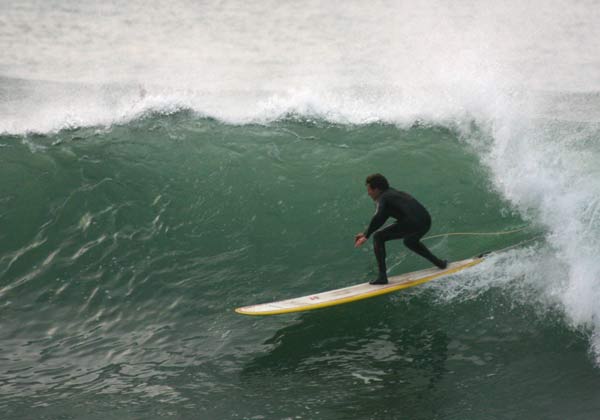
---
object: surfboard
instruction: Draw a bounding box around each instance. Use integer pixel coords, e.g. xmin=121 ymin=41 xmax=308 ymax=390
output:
xmin=235 ymin=255 xmax=485 ymax=316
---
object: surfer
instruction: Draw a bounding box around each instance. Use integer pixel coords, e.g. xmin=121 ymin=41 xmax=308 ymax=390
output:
xmin=355 ymin=173 xmax=448 ymax=284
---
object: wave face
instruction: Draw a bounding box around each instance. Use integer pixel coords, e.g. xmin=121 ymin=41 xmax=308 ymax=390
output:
xmin=2 ymin=0 xmax=600 ymax=418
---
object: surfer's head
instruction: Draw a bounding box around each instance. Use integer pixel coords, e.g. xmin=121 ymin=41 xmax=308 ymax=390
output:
xmin=365 ymin=173 xmax=389 ymax=200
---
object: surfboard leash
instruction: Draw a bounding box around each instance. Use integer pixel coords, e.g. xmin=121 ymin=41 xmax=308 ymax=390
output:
xmin=422 ymin=224 xmax=531 ymax=241
xmin=423 ymin=225 xmax=544 ymax=258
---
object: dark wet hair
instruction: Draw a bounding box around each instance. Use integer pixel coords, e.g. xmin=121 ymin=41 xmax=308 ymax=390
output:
xmin=365 ymin=173 xmax=389 ymax=191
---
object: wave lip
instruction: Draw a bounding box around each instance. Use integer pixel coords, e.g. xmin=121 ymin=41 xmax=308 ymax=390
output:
xmin=0 ymin=76 xmax=506 ymax=135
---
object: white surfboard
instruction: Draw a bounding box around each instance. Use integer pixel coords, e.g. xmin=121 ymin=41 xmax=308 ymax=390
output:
xmin=235 ymin=256 xmax=485 ymax=316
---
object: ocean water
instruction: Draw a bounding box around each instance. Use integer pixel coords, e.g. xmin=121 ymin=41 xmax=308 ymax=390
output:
xmin=2 ymin=0 xmax=600 ymax=418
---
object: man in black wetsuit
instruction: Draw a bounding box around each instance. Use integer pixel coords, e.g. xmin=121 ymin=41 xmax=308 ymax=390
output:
xmin=355 ymin=173 xmax=447 ymax=285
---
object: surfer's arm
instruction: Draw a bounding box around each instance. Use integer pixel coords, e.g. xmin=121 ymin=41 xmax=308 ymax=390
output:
xmin=364 ymin=200 xmax=388 ymax=239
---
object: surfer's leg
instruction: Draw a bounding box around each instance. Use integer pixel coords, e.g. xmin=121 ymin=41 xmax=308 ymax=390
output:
xmin=371 ymin=224 xmax=408 ymax=284
xmin=372 ymin=231 xmax=387 ymax=281
xmin=403 ymin=231 xmax=447 ymax=269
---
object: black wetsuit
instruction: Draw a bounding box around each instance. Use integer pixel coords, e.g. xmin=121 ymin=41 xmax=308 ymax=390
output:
xmin=364 ymin=188 xmax=446 ymax=276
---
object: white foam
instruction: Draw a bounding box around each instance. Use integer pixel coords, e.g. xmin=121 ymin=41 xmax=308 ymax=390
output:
xmin=454 ymin=96 xmax=600 ymax=361
xmin=3 ymin=0 xmax=599 ymax=133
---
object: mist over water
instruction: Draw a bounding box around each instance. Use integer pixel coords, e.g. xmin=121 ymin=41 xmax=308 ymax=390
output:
xmin=3 ymin=0 xmax=599 ymax=133
xmin=2 ymin=0 xmax=600 ymax=418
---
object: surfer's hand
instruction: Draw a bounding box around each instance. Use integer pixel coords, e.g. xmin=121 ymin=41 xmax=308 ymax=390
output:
xmin=354 ymin=233 xmax=367 ymax=248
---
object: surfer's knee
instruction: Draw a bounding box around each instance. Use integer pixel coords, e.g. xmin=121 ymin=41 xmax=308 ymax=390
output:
xmin=403 ymin=236 xmax=418 ymax=249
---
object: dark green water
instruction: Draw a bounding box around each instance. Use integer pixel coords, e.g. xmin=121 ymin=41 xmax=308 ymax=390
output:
xmin=1 ymin=115 xmax=600 ymax=419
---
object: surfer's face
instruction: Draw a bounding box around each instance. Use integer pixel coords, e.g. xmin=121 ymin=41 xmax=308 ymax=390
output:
xmin=366 ymin=184 xmax=381 ymax=201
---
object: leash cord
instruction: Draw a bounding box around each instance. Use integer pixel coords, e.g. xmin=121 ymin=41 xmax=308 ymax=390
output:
xmin=423 ymin=225 xmax=544 ymax=257
xmin=423 ymin=225 xmax=531 ymax=241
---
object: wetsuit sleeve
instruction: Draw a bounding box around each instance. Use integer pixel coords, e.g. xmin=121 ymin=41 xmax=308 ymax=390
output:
xmin=364 ymin=199 xmax=388 ymax=239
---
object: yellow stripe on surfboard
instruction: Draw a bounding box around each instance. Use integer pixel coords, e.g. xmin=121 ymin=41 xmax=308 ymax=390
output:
xmin=235 ymin=256 xmax=485 ymax=316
